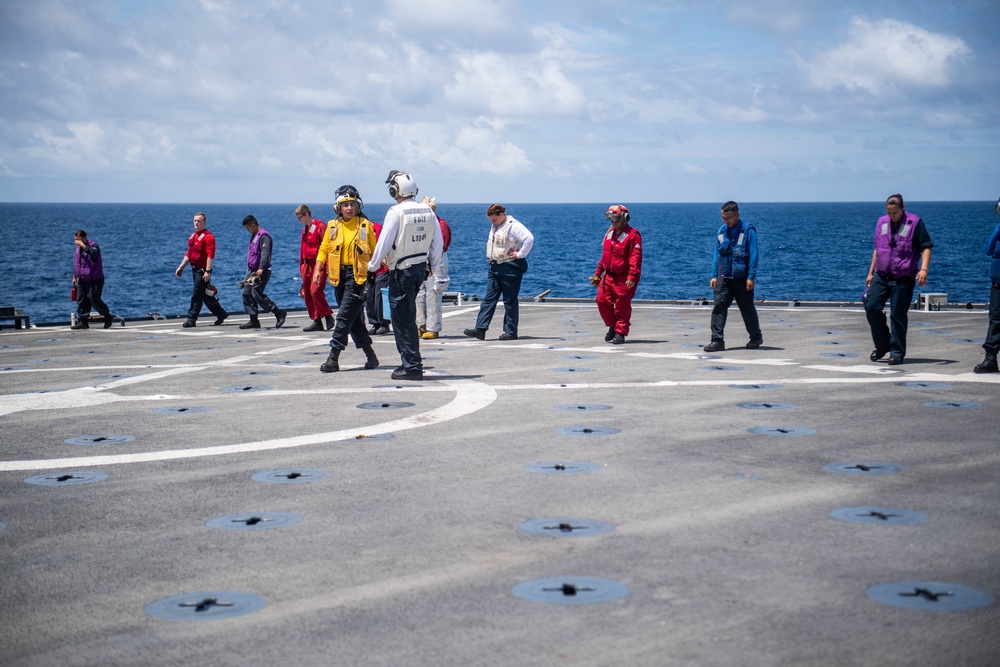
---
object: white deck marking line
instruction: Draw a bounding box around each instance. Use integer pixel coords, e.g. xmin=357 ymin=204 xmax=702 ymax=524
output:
xmin=630 ymin=352 xmax=799 ymax=366
xmin=0 ymin=380 xmax=496 ymax=471
xmin=496 ymin=372 xmax=1000 ymax=390
xmin=442 ymin=306 xmax=480 ymax=318
xmin=802 ymin=364 xmax=903 ymax=374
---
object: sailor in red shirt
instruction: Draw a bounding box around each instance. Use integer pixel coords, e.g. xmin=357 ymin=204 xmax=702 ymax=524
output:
xmin=591 ymin=204 xmax=642 ymax=344
xmin=175 ymin=211 xmax=228 ymax=327
xmin=295 ymin=204 xmax=335 ymax=331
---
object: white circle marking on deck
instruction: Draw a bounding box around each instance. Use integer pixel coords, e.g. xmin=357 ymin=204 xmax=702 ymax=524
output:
xmin=0 ymin=380 xmax=496 ymax=471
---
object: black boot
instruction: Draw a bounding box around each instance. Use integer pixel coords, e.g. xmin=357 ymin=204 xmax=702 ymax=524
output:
xmin=274 ymin=308 xmax=287 ymax=328
xmin=239 ymin=317 xmax=260 ymax=329
xmin=302 ymin=319 xmax=323 ymax=332
xmin=320 ymin=347 xmax=341 ymax=373
xmin=324 ymin=315 xmax=335 ymax=330
xmin=104 ymin=313 xmax=114 ymax=329
xmin=70 ymin=319 xmax=89 ymax=330
xmin=363 ymin=346 xmax=380 ymax=370
xmin=974 ymin=352 xmax=998 ymax=373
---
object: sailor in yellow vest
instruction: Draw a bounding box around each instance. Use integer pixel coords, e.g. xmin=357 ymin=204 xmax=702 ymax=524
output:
xmin=312 ymin=185 xmax=380 ymax=373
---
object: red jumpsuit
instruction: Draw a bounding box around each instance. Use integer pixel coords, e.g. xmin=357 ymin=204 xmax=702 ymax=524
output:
xmin=300 ymin=218 xmax=334 ymax=320
xmin=595 ymin=224 xmax=642 ymax=336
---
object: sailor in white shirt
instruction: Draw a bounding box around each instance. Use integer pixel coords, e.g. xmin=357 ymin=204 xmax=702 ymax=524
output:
xmin=463 ymin=203 xmax=534 ymax=341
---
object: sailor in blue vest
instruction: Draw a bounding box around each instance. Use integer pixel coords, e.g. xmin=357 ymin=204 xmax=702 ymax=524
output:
xmin=864 ymin=194 xmax=933 ymax=365
xmin=974 ymin=197 xmax=1000 ymax=373
xmin=704 ymin=201 xmax=762 ymax=352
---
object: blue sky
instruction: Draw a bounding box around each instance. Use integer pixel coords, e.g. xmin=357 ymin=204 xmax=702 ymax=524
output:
xmin=0 ymin=0 xmax=996 ymax=203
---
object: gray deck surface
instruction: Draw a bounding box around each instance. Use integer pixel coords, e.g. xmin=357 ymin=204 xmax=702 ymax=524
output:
xmin=1 ymin=301 xmax=998 ymax=666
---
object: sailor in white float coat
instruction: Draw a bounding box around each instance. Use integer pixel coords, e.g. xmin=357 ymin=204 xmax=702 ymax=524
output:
xmin=367 ymin=170 xmax=443 ymax=381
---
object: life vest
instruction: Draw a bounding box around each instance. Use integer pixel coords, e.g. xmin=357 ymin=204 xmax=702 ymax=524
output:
xmin=300 ymin=219 xmax=327 ymax=265
xmin=322 ymin=215 xmax=375 ymax=285
xmin=74 ymin=240 xmax=104 ymax=282
xmin=246 ymin=227 xmax=272 ymax=271
xmin=487 ymin=215 xmax=523 ymax=263
xmin=186 ymin=230 xmax=215 ymax=269
xmin=716 ymin=220 xmax=754 ymax=279
xmin=386 ymin=200 xmax=435 ymax=269
xmin=874 ymin=211 xmax=921 ymax=278
xmin=599 ymin=225 xmax=642 ymax=281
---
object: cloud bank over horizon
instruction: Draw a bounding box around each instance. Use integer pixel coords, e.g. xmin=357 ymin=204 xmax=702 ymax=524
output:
xmin=0 ymin=0 xmax=996 ymax=204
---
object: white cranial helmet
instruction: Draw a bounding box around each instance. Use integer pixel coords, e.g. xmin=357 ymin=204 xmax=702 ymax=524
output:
xmin=386 ymin=170 xmax=418 ymax=199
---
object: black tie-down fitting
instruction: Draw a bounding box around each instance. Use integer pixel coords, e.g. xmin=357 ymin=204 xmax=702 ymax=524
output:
xmin=179 ymin=598 xmax=236 ymax=612
xmin=899 ymin=588 xmax=954 ymax=602
xmin=233 ymin=516 xmax=272 ymax=526
xmin=546 ymin=522 xmax=585 ymax=533
xmin=543 ymin=583 xmax=596 ymax=597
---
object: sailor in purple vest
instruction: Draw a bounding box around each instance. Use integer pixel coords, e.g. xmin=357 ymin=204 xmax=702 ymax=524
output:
xmin=864 ymin=194 xmax=933 ymax=365
xmin=974 ymin=198 xmax=1000 ymax=373
xmin=239 ymin=215 xmax=287 ymax=329
xmin=71 ymin=229 xmax=113 ymax=329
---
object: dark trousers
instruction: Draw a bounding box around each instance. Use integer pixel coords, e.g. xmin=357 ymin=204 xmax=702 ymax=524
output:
xmin=710 ymin=277 xmax=761 ymax=344
xmin=389 ymin=263 xmax=427 ymax=372
xmin=242 ymin=269 xmax=278 ymax=318
xmin=984 ymin=284 xmax=1000 ymax=355
xmin=475 ymin=260 xmax=526 ymax=335
xmin=365 ymin=270 xmax=390 ymax=326
xmin=865 ymin=273 xmax=915 ymax=358
xmin=330 ymin=268 xmax=373 ymax=351
xmin=188 ymin=268 xmax=227 ymax=322
xmin=76 ymin=278 xmax=110 ymax=318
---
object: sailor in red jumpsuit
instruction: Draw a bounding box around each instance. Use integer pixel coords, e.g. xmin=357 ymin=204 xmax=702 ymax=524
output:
xmin=592 ymin=204 xmax=642 ymax=345
xmin=295 ymin=204 xmax=335 ymax=331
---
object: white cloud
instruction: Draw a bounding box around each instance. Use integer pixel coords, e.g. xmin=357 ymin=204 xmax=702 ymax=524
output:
xmin=444 ymin=51 xmax=586 ymax=117
xmin=450 ymin=124 xmax=530 ymax=175
xmin=384 ymin=0 xmax=510 ymax=32
xmin=804 ymin=16 xmax=972 ymax=94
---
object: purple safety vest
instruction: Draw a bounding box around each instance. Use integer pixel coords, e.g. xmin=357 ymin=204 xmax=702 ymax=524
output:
xmin=246 ymin=228 xmax=272 ymax=270
xmin=874 ymin=211 xmax=921 ymax=278
xmin=74 ymin=240 xmax=104 ymax=282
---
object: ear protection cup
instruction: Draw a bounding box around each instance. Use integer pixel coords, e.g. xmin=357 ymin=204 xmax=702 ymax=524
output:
xmin=386 ymin=172 xmax=418 ymax=199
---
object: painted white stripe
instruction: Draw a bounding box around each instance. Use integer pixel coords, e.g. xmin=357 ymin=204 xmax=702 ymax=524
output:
xmin=0 ymin=380 xmax=496 ymax=471
xmin=494 ymin=372 xmax=1000 ymax=390
xmin=630 ymin=352 xmax=799 ymax=366
xmin=442 ymin=306 xmax=480 ymax=318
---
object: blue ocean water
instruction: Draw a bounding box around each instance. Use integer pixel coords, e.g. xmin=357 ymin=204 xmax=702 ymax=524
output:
xmin=0 ymin=201 xmax=995 ymax=324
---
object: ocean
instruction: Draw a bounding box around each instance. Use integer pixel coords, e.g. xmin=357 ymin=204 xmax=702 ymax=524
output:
xmin=1 ymin=201 xmax=996 ymax=324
